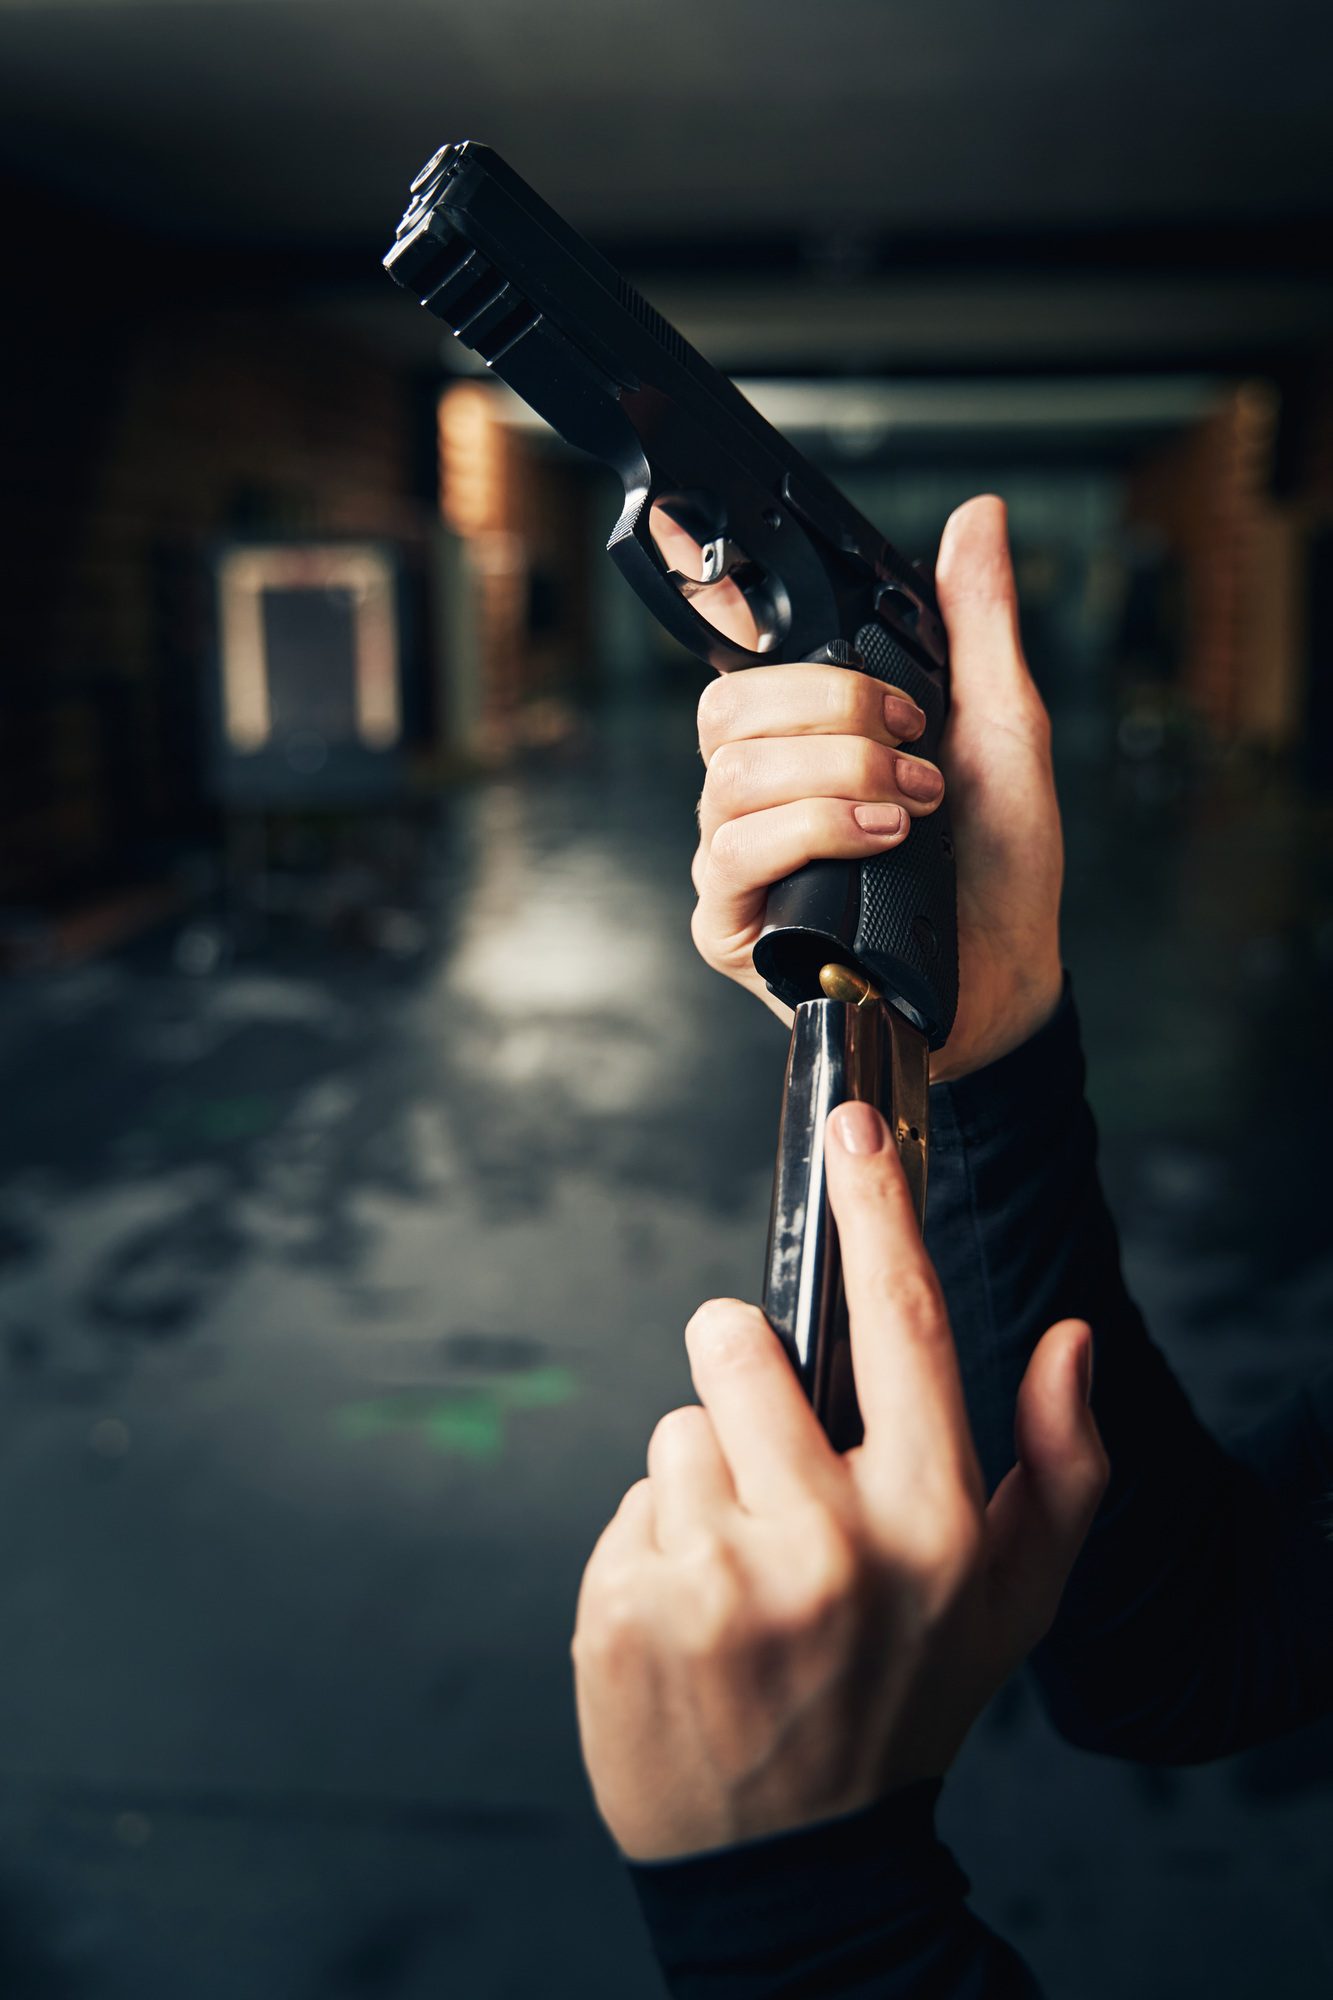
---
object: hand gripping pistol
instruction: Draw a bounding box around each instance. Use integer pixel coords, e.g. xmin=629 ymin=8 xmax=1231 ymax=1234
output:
xmin=385 ymin=143 xmax=957 ymax=1449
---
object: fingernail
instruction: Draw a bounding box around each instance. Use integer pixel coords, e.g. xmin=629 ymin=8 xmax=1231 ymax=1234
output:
xmin=1077 ymin=1331 xmax=1094 ymax=1405
xmin=829 ymin=1101 xmax=885 ymax=1154
xmin=895 ymin=756 xmax=944 ymax=802
xmin=853 ymin=802 xmax=906 ymax=837
xmin=883 ymin=693 xmax=926 ymax=741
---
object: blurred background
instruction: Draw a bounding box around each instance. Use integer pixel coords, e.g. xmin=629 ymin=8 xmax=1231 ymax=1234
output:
xmin=1 ymin=2 xmax=1331 ymax=1994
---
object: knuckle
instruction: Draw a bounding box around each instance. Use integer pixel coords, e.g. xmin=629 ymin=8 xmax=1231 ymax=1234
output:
xmin=787 ymin=1510 xmax=862 ymax=1624
xmin=647 ymin=1404 xmax=707 ymax=1470
xmin=697 ymin=674 xmax=738 ymax=752
xmin=796 ymin=796 xmax=840 ymax=850
xmin=820 ymin=669 xmax=870 ymax=732
xmin=689 ymin=897 xmax=721 ymax=965
xmin=892 ymin=1268 xmax=947 ymax=1339
xmin=573 ymin=1572 xmax=647 ymax=1665
xmin=689 ymin=842 xmax=708 ymax=895
xmin=674 ymin=1542 xmax=746 ymax=1656
xmin=686 ymin=1297 xmax=768 ymax=1372
xmin=706 ymin=736 xmax=754 ymax=803
xmin=619 ymin=1475 xmax=655 ymax=1514
xmin=706 ymin=814 xmax=749 ymax=881
xmin=852 ymin=737 xmax=890 ymax=795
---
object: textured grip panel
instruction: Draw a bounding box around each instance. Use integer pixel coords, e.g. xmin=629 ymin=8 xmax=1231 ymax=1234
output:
xmin=851 ymin=619 xmax=958 ymax=1046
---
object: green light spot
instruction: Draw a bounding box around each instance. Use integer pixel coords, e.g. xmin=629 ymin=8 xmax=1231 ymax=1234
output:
xmin=496 ymin=1365 xmax=576 ymax=1412
xmin=334 ymin=1367 xmax=578 ymax=1463
xmin=424 ymin=1393 xmax=504 ymax=1459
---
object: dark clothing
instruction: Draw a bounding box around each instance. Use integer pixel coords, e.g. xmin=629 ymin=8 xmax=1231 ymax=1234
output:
xmin=630 ymin=987 xmax=1333 ymax=1997
xmin=631 ymin=1782 xmax=1037 ymax=1999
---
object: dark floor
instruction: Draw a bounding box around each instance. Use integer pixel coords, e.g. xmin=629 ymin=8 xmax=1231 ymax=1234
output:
xmin=0 ymin=692 xmax=1330 ymax=1998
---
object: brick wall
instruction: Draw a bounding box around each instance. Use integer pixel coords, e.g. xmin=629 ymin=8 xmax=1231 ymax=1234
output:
xmin=1124 ymin=366 xmax=1333 ymax=754
xmin=1 ymin=288 xmax=421 ymax=905
xmin=437 ymin=383 xmax=595 ymax=758
xmin=1124 ymin=383 xmax=1286 ymax=745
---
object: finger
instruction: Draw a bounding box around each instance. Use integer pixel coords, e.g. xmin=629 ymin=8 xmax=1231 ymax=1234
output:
xmin=604 ymin=1475 xmax=658 ymax=1553
xmin=693 ymin=796 xmax=910 ymax=963
xmin=934 ymin=496 xmax=1040 ymax=716
xmin=574 ymin=1476 xmax=658 ymax=1642
xmin=698 ymin=735 xmax=944 ymax=849
xmin=690 ymin=838 xmax=708 ymax=899
xmin=579 ymin=1476 xmax=658 ymax=1599
xmin=698 ymin=664 xmax=925 ymax=766
xmin=984 ymin=1320 xmax=1109 ymax=1657
xmin=824 ymin=1102 xmax=981 ymax=1497
xmin=651 ymin=505 xmax=758 ymax=650
xmin=646 ymin=1405 xmax=738 ymax=1552
xmin=684 ymin=1298 xmax=843 ymax=1516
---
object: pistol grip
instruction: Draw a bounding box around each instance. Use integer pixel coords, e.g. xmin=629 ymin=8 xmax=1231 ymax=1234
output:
xmin=752 ymin=623 xmax=958 ymax=1050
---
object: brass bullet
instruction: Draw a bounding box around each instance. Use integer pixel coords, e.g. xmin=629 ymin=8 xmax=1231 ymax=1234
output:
xmin=818 ymin=961 xmax=879 ymax=1008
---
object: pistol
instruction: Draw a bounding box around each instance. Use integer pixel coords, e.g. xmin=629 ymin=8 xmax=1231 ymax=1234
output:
xmin=384 ymin=142 xmax=957 ymax=1448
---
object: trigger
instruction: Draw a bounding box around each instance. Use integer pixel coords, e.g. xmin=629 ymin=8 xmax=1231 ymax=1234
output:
xmin=662 ymin=537 xmax=756 ymax=601
xmin=699 ymin=536 xmax=745 ymax=581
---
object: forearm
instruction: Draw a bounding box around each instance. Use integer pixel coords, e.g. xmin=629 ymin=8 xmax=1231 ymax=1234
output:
xmin=927 ymin=985 xmax=1333 ymax=1760
xmin=630 ymin=1786 xmax=1039 ymax=1999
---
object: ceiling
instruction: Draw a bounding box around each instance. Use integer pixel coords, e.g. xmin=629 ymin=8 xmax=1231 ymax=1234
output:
xmin=4 ymin=1 xmax=1331 ymax=381
xmin=2 ymin=0 xmax=1331 ymax=249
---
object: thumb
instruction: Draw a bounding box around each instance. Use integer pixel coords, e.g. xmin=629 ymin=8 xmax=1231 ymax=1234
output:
xmin=934 ymin=495 xmax=1029 ymax=704
xmin=983 ymin=1319 xmax=1109 ymax=1662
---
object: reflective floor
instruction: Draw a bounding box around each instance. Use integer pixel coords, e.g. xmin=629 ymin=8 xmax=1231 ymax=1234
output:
xmin=0 ymin=692 xmax=1329 ymax=1998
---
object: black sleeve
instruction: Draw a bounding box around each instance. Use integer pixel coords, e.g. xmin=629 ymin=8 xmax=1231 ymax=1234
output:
xmin=629 ymin=1783 xmax=1039 ymax=1999
xmin=926 ymin=981 xmax=1333 ymax=1762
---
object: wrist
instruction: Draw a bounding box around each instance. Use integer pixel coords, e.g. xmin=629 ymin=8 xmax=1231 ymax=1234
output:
xmin=931 ymin=958 xmax=1063 ymax=1085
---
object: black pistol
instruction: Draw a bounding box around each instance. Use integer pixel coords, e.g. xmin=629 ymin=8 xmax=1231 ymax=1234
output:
xmin=384 ymin=142 xmax=957 ymax=1449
